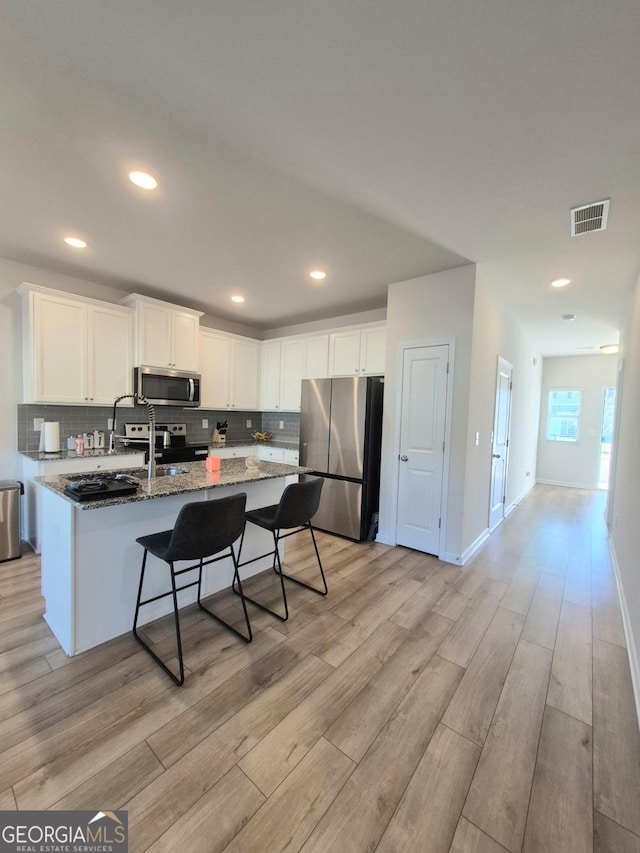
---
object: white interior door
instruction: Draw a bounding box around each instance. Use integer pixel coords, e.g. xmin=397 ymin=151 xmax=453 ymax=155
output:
xmin=489 ymin=357 xmax=513 ymax=530
xmin=396 ymin=344 xmax=449 ymax=554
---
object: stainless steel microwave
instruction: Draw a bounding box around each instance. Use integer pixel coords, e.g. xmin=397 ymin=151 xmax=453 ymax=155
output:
xmin=134 ymin=366 xmax=201 ymax=407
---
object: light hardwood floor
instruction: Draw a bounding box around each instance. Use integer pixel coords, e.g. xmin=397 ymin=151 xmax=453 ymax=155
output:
xmin=1 ymin=484 xmax=639 ymax=852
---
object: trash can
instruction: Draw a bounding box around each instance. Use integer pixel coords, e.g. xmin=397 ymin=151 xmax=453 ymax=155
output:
xmin=0 ymin=480 xmax=23 ymax=562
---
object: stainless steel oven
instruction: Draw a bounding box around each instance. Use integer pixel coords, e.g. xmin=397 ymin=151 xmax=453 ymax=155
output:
xmin=134 ymin=366 xmax=200 ymax=407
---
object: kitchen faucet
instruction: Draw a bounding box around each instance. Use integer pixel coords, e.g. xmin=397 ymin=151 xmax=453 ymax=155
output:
xmin=109 ymin=393 xmax=156 ymax=481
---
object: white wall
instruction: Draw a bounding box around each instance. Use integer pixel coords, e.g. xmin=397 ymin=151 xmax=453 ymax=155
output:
xmin=378 ymin=265 xmax=476 ymax=559
xmin=609 ymin=272 xmax=640 ymax=719
xmin=536 ymin=354 xmax=617 ymax=488
xmin=462 ymin=272 xmax=542 ymax=550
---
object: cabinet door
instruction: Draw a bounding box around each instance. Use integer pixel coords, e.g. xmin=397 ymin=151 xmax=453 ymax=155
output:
xmin=258 ymin=446 xmax=285 ymax=463
xmin=32 ymin=293 xmax=86 ymax=402
xmin=200 ymin=331 xmax=232 ymax=408
xmin=139 ymin=302 xmax=172 ymax=367
xmin=172 ymin=311 xmax=200 ymax=371
xmin=360 ymin=326 xmax=386 ymax=375
xmin=260 ymin=342 xmax=281 ymax=410
xmin=304 ymin=335 xmax=329 ymax=379
xmin=88 ymin=305 xmax=133 ymax=403
xmin=280 ymin=339 xmax=306 ymax=411
xmin=329 ymin=330 xmax=362 ymax=376
xmin=231 ymin=339 xmax=259 ymax=409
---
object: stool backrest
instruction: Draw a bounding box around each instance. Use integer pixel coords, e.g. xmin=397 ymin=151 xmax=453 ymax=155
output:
xmin=164 ymin=492 xmax=247 ymax=562
xmin=273 ymin=477 xmax=324 ymax=529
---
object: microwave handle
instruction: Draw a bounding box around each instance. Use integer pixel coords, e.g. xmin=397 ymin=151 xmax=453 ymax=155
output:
xmin=188 ymin=377 xmax=195 ymax=402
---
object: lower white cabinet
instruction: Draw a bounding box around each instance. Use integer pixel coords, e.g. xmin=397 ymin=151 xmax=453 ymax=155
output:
xmin=208 ymin=446 xmax=299 ymax=465
xmin=22 ymin=452 xmax=145 ymax=554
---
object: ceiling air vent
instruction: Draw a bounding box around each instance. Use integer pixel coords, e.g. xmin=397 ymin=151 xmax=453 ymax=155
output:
xmin=570 ymin=199 xmax=610 ymax=236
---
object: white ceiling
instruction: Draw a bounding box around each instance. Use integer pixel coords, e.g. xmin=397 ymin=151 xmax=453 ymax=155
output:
xmin=2 ymin=1 xmax=640 ymax=353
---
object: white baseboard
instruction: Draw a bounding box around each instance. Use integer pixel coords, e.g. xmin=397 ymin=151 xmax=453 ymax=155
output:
xmin=536 ymin=478 xmax=594 ymax=489
xmin=438 ymin=551 xmax=462 ymax=565
xmin=459 ymin=529 xmax=490 ymax=566
xmin=609 ymin=540 xmax=640 ymax=732
xmin=506 ymin=480 xmax=536 ymax=517
xmin=374 ymin=533 xmax=395 ymax=546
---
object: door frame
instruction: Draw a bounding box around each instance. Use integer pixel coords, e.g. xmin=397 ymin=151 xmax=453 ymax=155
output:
xmin=390 ymin=337 xmax=456 ymax=561
xmin=488 ymin=356 xmax=513 ymax=532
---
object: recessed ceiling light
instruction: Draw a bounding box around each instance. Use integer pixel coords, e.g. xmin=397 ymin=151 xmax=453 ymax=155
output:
xmin=310 ymin=270 xmax=326 ymax=280
xmin=551 ymin=278 xmax=572 ymax=288
xmin=600 ymin=344 xmax=619 ymax=354
xmin=562 ymin=313 xmax=576 ymax=321
xmin=128 ymin=170 xmax=158 ymax=190
xmin=231 ymin=295 xmax=245 ymax=303
xmin=64 ymin=236 xmax=88 ymax=249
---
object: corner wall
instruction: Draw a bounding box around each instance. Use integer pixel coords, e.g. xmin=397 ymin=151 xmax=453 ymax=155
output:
xmin=609 ymin=271 xmax=640 ymax=716
xmin=462 ymin=272 xmax=542 ymax=552
xmin=378 ymin=265 xmax=476 ymax=559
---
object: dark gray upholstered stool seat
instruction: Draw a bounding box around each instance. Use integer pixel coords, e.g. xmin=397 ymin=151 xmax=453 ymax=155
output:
xmin=235 ymin=477 xmax=327 ymax=621
xmin=133 ymin=492 xmax=251 ymax=685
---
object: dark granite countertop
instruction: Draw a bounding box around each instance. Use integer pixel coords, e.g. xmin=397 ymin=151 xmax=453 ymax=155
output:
xmin=36 ymin=458 xmax=311 ymax=510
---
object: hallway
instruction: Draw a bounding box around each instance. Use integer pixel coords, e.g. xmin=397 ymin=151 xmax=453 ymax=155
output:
xmin=0 ymin=484 xmax=639 ymax=851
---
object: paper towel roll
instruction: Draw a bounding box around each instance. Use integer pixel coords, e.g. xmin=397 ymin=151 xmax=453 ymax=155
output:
xmin=43 ymin=422 xmax=60 ymax=453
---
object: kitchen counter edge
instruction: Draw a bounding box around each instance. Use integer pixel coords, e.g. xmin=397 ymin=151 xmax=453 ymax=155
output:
xmin=35 ymin=458 xmax=312 ymax=510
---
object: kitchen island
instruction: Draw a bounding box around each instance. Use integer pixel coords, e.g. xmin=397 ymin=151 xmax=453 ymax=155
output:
xmin=37 ymin=458 xmax=309 ymax=655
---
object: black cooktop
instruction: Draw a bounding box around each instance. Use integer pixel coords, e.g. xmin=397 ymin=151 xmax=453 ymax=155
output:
xmin=63 ymin=474 xmax=139 ymax=502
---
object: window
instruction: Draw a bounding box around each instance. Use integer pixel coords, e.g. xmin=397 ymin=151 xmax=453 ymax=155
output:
xmin=546 ymin=389 xmax=582 ymax=442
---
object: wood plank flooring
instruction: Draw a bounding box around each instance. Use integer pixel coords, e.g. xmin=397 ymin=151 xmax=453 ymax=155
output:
xmin=0 ymin=484 xmax=639 ymax=852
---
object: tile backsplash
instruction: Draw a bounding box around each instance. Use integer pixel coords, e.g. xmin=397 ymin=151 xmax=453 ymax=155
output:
xmin=18 ymin=404 xmax=300 ymax=452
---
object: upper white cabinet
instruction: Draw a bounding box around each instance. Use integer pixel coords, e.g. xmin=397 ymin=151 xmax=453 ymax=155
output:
xmin=200 ymin=329 xmax=259 ymax=410
xmin=260 ymin=342 xmax=282 ymax=410
xmin=260 ymin=334 xmax=329 ymax=411
xmin=21 ymin=285 xmax=134 ymax=405
xmin=329 ymin=325 xmax=386 ymax=376
xmin=122 ymin=294 xmax=202 ymax=371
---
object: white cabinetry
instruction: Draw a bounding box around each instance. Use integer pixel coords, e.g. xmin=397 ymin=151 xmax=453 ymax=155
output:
xmin=260 ymin=342 xmax=282 ymax=410
xmin=328 ymin=325 xmax=386 ymax=376
xmin=200 ymin=329 xmax=259 ymax=410
xmin=260 ymin=335 xmax=329 ymax=411
xmin=21 ymin=285 xmax=134 ymax=405
xmin=122 ymin=294 xmax=202 ymax=371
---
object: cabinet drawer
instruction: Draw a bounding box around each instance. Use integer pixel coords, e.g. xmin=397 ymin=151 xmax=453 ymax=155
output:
xmin=283 ymin=449 xmax=300 ymax=465
xmin=258 ymin=446 xmax=285 ymax=463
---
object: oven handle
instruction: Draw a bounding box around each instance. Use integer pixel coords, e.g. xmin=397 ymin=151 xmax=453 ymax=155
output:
xmin=188 ymin=378 xmax=195 ymax=402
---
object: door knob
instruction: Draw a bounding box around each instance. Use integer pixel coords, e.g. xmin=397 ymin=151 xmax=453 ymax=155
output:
xmin=492 ymin=453 xmax=501 ymax=459
xmin=400 ymin=454 xmax=409 ymax=461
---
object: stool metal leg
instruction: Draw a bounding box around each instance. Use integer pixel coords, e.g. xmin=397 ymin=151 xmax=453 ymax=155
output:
xmin=197 ymin=546 xmax=252 ymax=642
xmin=133 ymin=551 xmax=185 ymax=686
xmin=275 ymin=524 xmax=328 ymax=597
xmin=235 ymin=527 xmax=290 ymax=622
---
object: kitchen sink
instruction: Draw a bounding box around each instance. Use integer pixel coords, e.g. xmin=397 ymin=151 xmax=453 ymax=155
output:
xmin=157 ymin=466 xmax=190 ymax=477
xmin=125 ymin=466 xmax=190 ymax=480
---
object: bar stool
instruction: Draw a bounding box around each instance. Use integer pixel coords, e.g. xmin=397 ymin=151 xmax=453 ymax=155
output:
xmin=133 ymin=492 xmax=251 ymax=685
xmin=235 ymin=477 xmax=327 ymax=621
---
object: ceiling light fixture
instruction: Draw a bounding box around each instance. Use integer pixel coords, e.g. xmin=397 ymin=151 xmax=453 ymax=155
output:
xmin=64 ymin=236 xmax=88 ymax=249
xmin=310 ymin=270 xmax=326 ymax=280
xmin=562 ymin=314 xmax=576 ymax=321
xmin=600 ymin=344 xmax=619 ymax=354
xmin=231 ymin=295 xmax=245 ymax=303
xmin=551 ymin=278 xmax=572 ymax=288
xmin=128 ymin=170 xmax=158 ymax=190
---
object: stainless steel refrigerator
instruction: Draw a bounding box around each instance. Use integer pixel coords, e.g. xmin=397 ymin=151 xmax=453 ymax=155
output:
xmin=300 ymin=376 xmax=384 ymax=541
